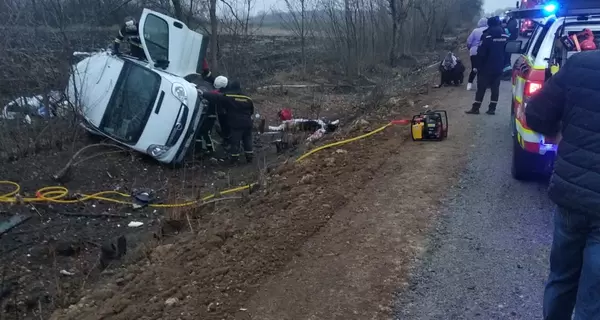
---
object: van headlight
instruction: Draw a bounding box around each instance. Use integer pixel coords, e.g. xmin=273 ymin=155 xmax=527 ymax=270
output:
xmin=147 ymin=144 xmax=170 ymax=158
xmin=171 ymin=83 xmax=188 ymax=104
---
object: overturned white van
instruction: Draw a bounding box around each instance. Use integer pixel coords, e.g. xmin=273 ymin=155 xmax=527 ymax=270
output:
xmin=67 ymin=9 xmax=211 ymax=165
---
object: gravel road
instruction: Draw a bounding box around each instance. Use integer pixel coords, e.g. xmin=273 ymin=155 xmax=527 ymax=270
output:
xmin=395 ymin=79 xmax=555 ymax=319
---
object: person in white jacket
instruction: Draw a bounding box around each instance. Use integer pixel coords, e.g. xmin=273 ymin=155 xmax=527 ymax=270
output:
xmin=465 ymin=18 xmax=489 ymax=91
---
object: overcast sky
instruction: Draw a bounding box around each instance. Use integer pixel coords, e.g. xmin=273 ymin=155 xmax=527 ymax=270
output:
xmin=483 ymin=0 xmax=518 ymax=13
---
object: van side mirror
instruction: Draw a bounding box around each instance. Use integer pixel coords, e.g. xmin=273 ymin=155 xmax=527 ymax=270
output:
xmin=505 ymin=40 xmax=523 ymax=54
xmin=516 ymin=1 xmax=520 ymax=8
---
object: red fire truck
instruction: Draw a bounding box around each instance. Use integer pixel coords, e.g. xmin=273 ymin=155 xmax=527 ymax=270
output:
xmin=519 ymin=0 xmax=545 ymax=36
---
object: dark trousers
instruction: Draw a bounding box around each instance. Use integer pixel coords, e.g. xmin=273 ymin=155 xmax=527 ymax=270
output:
xmin=472 ymin=73 xmax=501 ymax=111
xmin=504 ymin=53 xmax=512 ymax=69
xmin=217 ymin=113 xmax=230 ymax=145
xmin=229 ymin=126 xmax=253 ymax=161
xmin=468 ymin=55 xmax=479 ymax=83
xmin=544 ymin=207 xmax=600 ymax=320
xmin=197 ymin=115 xmax=217 ymax=153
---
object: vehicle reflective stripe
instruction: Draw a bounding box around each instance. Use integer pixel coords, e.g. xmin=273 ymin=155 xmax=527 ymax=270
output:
xmin=515 ymin=118 xmax=541 ymax=143
xmin=514 ymin=76 xmax=525 ymax=103
xmin=517 ymin=132 xmax=524 ymax=148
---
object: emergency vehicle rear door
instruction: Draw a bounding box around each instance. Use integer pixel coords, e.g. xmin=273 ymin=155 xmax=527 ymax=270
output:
xmin=138 ymin=8 xmax=209 ymax=77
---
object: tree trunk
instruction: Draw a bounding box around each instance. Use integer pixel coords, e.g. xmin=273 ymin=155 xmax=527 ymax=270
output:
xmin=209 ymin=0 xmax=218 ymax=69
xmin=171 ymin=0 xmax=184 ymax=20
xmin=344 ymin=0 xmax=354 ymax=74
xmin=389 ymin=0 xmax=397 ymax=67
xmin=301 ymin=0 xmax=306 ymax=72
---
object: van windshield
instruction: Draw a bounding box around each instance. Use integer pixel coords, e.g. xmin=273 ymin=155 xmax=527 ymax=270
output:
xmin=100 ymin=61 xmax=160 ymax=143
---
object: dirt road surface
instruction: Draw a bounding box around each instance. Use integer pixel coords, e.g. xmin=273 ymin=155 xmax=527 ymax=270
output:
xmin=395 ymin=80 xmax=554 ymax=318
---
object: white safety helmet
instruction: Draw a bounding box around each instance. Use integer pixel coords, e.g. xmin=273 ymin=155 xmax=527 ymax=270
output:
xmin=214 ymin=76 xmax=228 ymax=89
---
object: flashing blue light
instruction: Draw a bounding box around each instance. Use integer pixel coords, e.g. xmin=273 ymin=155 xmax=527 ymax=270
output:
xmin=543 ymin=3 xmax=558 ymax=13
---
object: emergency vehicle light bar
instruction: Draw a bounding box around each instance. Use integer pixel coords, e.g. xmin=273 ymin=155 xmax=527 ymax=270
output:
xmin=509 ymin=0 xmax=600 ymax=19
xmin=507 ymin=6 xmax=551 ymax=20
xmin=557 ymin=0 xmax=600 ymax=17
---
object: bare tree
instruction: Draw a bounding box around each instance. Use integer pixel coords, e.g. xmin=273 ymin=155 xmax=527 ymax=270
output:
xmin=387 ymin=0 xmax=412 ymax=66
xmin=276 ymin=0 xmax=312 ymax=72
xmin=209 ymin=0 xmax=219 ymax=68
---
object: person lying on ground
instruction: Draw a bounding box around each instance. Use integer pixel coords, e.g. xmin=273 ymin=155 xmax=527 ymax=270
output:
xmin=269 ymin=108 xmax=340 ymax=142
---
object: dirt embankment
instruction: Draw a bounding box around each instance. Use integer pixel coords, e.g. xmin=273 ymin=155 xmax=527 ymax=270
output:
xmin=1 ymin=37 xmax=470 ymax=319
xmin=49 ymin=52 xmax=478 ymax=319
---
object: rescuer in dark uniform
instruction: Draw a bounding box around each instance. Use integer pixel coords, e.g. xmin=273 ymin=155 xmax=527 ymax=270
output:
xmin=465 ymin=16 xmax=508 ymax=115
xmin=113 ymin=16 xmax=146 ymax=60
xmin=200 ymin=81 xmax=254 ymax=164
xmin=200 ymin=61 xmax=231 ymax=148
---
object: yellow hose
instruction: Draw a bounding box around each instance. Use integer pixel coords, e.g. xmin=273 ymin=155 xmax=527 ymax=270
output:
xmin=0 ymin=122 xmax=396 ymax=207
xmin=0 ymin=180 xmax=255 ymax=207
xmin=296 ymin=122 xmax=392 ymax=162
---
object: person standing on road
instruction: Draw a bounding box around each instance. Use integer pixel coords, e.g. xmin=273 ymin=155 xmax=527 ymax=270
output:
xmin=466 ymin=17 xmax=488 ymax=91
xmin=526 ymin=50 xmax=600 ymax=320
xmin=506 ymin=16 xmax=519 ymax=41
xmin=465 ymin=16 xmax=508 ymax=115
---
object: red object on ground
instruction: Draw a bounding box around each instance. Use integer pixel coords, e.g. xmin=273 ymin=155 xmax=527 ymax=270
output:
xmin=278 ymin=108 xmax=293 ymax=121
xmin=391 ymin=119 xmax=411 ymax=125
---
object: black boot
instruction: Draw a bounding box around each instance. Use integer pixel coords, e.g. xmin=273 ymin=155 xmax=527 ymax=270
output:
xmin=465 ymin=102 xmax=481 ymax=114
xmin=229 ymin=155 xmax=239 ymax=165
xmin=245 ymin=152 xmax=254 ymax=163
xmin=486 ymin=103 xmax=497 ymax=115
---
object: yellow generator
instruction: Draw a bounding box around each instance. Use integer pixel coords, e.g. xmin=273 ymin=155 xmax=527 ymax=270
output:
xmin=411 ymin=110 xmax=448 ymax=141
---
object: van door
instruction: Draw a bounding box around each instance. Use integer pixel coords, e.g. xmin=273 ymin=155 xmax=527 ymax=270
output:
xmin=138 ymin=9 xmax=209 ymax=77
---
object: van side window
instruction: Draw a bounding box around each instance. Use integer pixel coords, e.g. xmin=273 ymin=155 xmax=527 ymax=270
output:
xmin=531 ymin=19 xmax=555 ymax=58
xmin=523 ymin=25 xmax=539 ymax=53
xmin=143 ymin=14 xmax=169 ymax=62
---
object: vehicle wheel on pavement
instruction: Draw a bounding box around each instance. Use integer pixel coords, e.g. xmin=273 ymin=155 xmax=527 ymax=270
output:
xmin=511 ymin=136 xmax=535 ymax=181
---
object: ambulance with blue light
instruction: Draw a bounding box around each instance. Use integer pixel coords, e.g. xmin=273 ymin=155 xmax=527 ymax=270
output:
xmin=505 ymin=0 xmax=600 ymax=180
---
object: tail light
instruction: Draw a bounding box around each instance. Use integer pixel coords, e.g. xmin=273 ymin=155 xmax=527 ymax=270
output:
xmin=525 ymin=80 xmax=543 ymax=98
